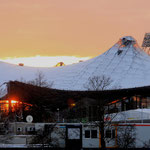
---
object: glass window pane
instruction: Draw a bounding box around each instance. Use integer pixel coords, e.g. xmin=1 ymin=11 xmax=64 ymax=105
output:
xmin=112 ymin=129 xmax=115 ymax=138
xmin=91 ymin=130 xmax=97 ymax=138
xmin=106 ymin=130 xmax=111 ymax=138
xmin=85 ymin=130 xmax=90 ymax=138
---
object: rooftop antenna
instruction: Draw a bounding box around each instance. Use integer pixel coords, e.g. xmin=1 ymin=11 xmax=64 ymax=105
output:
xmin=141 ymin=33 xmax=150 ymax=55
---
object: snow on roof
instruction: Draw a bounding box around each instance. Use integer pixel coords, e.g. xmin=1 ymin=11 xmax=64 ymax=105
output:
xmin=0 ymin=36 xmax=150 ymax=91
xmin=112 ymin=109 xmax=150 ymax=122
xmin=0 ymin=83 xmax=7 ymax=98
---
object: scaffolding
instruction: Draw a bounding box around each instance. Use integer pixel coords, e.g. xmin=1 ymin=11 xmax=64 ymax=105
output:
xmin=142 ymin=33 xmax=150 ymax=55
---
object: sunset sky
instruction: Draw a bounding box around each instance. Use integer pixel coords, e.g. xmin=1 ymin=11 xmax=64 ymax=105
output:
xmin=0 ymin=0 xmax=150 ymax=67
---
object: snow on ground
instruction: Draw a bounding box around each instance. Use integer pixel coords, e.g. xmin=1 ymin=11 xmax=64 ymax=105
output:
xmin=1 ymin=36 xmax=150 ymax=91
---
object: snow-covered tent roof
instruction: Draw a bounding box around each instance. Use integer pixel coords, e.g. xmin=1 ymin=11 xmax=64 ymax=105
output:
xmin=0 ymin=83 xmax=7 ymax=98
xmin=0 ymin=36 xmax=150 ymax=91
xmin=112 ymin=109 xmax=150 ymax=122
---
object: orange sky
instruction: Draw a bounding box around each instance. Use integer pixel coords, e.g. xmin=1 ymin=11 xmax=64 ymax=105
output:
xmin=0 ymin=0 xmax=150 ymax=59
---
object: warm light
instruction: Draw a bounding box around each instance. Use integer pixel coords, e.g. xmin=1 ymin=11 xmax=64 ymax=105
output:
xmin=11 ymin=100 xmax=18 ymax=104
xmin=0 ymin=99 xmax=31 ymax=113
xmin=55 ymin=62 xmax=65 ymax=67
xmin=71 ymin=103 xmax=76 ymax=107
xmin=109 ymin=100 xmax=119 ymax=104
xmin=0 ymin=100 xmax=9 ymax=104
xmin=68 ymin=98 xmax=76 ymax=108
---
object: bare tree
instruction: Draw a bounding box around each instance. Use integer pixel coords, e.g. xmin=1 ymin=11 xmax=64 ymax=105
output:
xmin=84 ymin=75 xmax=113 ymax=91
xmin=30 ymin=125 xmax=55 ymax=148
xmin=28 ymin=71 xmax=54 ymax=88
xmin=30 ymin=124 xmax=65 ymax=148
xmin=143 ymin=139 xmax=150 ymax=148
xmin=16 ymin=71 xmax=54 ymax=122
xmin=117 ymin=125 xmax=136 ymax=148
xmin=0 ymin=121 xmax=13 ymax=144
xmin=84 ymin=75 xmax=114 ymax=148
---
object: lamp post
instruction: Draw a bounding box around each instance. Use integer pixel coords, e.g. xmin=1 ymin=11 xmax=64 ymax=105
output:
xmin=141 ymin=105 xmax=143 ymax=124
xmin=57 ymin=108 xmax=59 ymax=122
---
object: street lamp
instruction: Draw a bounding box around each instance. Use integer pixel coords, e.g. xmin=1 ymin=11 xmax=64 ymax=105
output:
xmin=57 ymin=108 xmax=59 ymax=122
xmin=141 ymin=105 xmax=144 ymax=124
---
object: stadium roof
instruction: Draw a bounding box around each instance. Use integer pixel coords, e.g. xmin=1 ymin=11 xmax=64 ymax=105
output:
xmin=1 ymin=36 xmax=150 ymax=92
